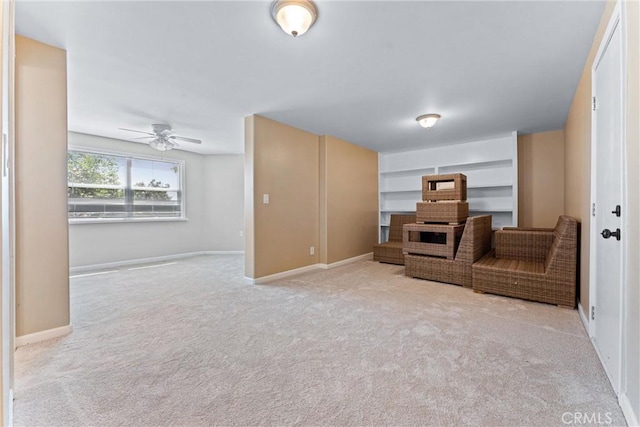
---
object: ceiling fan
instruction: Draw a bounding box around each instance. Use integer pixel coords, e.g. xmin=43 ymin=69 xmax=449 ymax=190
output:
xmin=119 ymin=124 xmax=202 ymax=152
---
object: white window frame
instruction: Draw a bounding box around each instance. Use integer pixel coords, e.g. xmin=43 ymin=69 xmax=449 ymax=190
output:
xmin=68 ymin=146 xmax=187 ymax=224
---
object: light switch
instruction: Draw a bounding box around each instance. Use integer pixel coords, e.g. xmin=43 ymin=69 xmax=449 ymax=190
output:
xmin=263 ymin=194 xmax=269 ymax=204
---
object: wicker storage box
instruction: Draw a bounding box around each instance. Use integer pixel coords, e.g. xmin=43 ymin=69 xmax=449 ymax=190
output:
xmin=422 ymin=173 xmax=467 ymax=201
xmin=403 ymin=223 xmax=465 ymax=260
xmin=416 ymin=201 xmax=469 ymax=224
xmin=404 ymin=215 xmax=493 ymax=288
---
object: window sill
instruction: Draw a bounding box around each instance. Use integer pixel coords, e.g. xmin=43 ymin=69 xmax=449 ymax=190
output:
xmin=69 ymin=217 xmax=188 ymax=225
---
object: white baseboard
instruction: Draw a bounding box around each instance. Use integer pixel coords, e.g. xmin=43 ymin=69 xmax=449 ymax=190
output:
xmin=320 ymin=252 xmax=373 ymax=269
xmin=247 ymin=252 xmax=372 ymax=284
xmin=15 ymin=324 xmax=73 ymax=348
xmin=620 ymin=392 xmax=639 ymax=427
xmin=578 ymin=302 xmax=590 ymax=335
xmin=247 ymin=263 xmax=321 ymax=284
xmin=70 ymin=251 xmax=245 ymax=274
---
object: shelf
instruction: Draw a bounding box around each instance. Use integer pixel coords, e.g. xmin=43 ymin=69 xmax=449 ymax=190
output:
xmin=380 ymin=209 xmax=415 ymax=213
xmin=380 ymin=135 xmax=515 ymax=172
xmin=379 ymin=167 xmax=435 ymax=177
xmin=380 ymin=164 xmax=513 ymax=192
xmin=470 ymin=208 xmax=512 ymax=213
xmin=379 ymin=159 xmax=512 ymax=176
xmin=379 ymin=134 xmax=517 ymax=230
xmin=468 ymin=184 xmax=512 ymax=190
xmin=380 ymin=184 xmax=512 ymax=194
xmin=380 ymin=189 xmax=421 ymax=194
xmin=438 ymin=159 xmax=512 ymax=173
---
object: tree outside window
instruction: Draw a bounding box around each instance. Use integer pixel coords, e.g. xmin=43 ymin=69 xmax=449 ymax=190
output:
xmin=68 ymin=150 xmax=184 ymax=220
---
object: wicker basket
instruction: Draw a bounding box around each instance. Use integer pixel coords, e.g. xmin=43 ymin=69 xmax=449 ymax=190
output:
xmin=403 ymin=223 xmax=465 ymax=260
xmin=416 ymin=201 xmax=468 ymax=224
xmin=422 ymin=173 xmax=467 ymax=201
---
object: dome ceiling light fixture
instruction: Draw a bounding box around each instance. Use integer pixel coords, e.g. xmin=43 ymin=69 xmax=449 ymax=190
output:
xmin=271 ymin=0 xmax=318 ymax=38
xmin=416 ymin=114 xmax=441 ymax=128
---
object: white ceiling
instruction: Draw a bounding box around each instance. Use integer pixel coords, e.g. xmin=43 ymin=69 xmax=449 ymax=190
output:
xmin=15 ymin=0 xmax=605 ymax=155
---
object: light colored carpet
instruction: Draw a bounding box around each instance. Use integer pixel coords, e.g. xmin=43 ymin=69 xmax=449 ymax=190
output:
xmin=15 ymin=255 xmax=625 ymax=426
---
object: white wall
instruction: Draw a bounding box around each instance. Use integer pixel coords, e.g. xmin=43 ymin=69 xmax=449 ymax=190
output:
xmin=203 ymin=154 xmax=244 ymax=251
xmin=68 ymin=132 xmax=244 ymax=268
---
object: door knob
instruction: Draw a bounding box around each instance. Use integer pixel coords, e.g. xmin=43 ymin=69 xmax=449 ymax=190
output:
xmin=611 ymin=205 xmax=621 ymax=217
xmin=601 ymin=228 xmax=621 ymax=241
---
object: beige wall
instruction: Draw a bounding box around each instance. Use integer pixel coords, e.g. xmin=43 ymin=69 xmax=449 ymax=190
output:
xmin=15 ymin=36 xmax=69 ymax=336
xmin=320 ymin=136 xmax=378 ymax=264
xmin=246 ymin=115 xmax=320 ymax=278
xmin=517 ymin=130 xmax=565 ymax=228
xmin=564 ymin=0 xmax=616 ymax=316
xmin=245 ymin=116 xmax=379 ymax=279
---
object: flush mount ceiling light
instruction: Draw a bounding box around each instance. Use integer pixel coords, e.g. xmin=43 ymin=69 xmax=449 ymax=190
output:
xmin=416 ymin=114 xmax=441 ymax=128
xmin=271 ymin=0 xmax=318 ymax=37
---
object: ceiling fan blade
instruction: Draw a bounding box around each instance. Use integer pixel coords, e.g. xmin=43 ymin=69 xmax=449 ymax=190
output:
xmin=171 ymin=136 xmax=202 ymax=144
xmin=132 ymin=136 xmax=155 ymax=140
xmin=119 ymin=128 xmax=154 ymax=136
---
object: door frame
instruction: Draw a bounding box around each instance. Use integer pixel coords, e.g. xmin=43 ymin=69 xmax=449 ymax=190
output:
xmin=0 ymin=0 xmax=14 ymax=423
xmin=588 ymin=0 xmax=627 ymax=395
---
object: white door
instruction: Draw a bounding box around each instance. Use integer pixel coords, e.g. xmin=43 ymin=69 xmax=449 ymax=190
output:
xmin=0 ymin=0 xmax=13 ymax=422
xmin=592 ymin=17 xmax=623 ymax=393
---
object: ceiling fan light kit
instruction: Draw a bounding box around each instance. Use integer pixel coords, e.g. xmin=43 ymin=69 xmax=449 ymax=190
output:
xmin=149 ymin=138 xmax=176 ymax=152
xmin=119 ymin=124 xmax=202 ymax=152
xmin=271 ymin=0 xmax=318 ymax=37
xmin=416 ymin=114 xmax=441 ymax=129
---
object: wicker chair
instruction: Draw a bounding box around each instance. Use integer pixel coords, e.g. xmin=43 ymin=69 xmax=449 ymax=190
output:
xmin=472 ymin=215 xmax=578 ymax=308
xmin=373 ymin=214 xmax=416 ymax=265
xmin=404 ymin=215 xmax=492 ymax=288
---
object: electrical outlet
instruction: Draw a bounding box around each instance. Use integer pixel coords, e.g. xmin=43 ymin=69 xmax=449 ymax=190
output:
xmin=310 ymin=246 xmax=315 ymax=256
xmin=239 ymin=230 xmax=244 ymax=237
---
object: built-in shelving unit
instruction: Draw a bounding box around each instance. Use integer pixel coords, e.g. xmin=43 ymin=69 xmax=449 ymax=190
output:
xmin=378 ymin=133 xmax=518 ymax=241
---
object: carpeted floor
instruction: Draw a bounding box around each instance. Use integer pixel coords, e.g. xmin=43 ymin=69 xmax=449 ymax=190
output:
xmin=14 ymin=255 xmax=626 ymax=426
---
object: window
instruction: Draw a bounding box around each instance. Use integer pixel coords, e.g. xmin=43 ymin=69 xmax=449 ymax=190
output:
xmin=68 ymin=149 xmax=184 ymax=221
